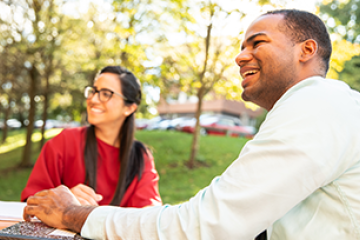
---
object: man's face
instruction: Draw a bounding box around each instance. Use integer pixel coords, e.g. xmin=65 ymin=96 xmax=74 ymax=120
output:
xmin=235 ymin=14 xmax=301 ymax=110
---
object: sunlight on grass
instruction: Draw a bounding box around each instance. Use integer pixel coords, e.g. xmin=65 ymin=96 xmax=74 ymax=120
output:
xmin=0 ymin=128 xmax=63 ymax=154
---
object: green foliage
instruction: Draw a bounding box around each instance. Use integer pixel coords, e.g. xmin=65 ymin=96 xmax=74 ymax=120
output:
xmin=258 ymin=0 xmax=271 ymax=4
xmin=0 ymin=0 xmax=168 ymax=123
xmin=158 ymin=1 xmax=244 ymax=100
xmin=320 ymin=0 xmax=360 ymax=43
xmin=319 ymin=0 xmax=360 ymax=88
xmin=338 ymin=55 xmax=360 ymax=92
xmin=0 ymin=129 xmax=248 ymax=204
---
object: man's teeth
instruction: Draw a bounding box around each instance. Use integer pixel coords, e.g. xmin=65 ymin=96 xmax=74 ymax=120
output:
xmin=244 ymin=70 xmax=259 ymax=77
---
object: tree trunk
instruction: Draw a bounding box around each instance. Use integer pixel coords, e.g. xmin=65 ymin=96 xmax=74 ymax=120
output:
xmin=187 ymin=88 xmax=205 ymax=169
xmin=19 ymin=66 xmax=37 ymax=168
xmin=187 ymin=19 xmax=213 ymax=168
xmin=1 ymin=104 xmax=11 ymax=144
xmin=40 ymin=83 xmax=48 ymax=149
xmin=18 ymin=108 xmax=26 ymax=128
xmin=40 ymin=55 xmax=53 ymax=149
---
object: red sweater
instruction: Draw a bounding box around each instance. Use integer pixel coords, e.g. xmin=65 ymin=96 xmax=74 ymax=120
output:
xmin=21 ymin=127 xmax=162 ymax=207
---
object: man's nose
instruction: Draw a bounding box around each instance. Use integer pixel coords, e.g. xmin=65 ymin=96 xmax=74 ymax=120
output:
xmin=235 ymin=50 xmax=252 ymax=67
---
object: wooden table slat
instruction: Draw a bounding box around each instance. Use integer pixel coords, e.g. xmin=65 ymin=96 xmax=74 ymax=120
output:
xmin=0 ymin=220 xmax=19 ymax=230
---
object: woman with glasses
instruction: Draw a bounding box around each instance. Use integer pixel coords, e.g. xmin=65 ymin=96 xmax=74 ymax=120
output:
xmin=21 ymin=66 xmax=162 ymax=207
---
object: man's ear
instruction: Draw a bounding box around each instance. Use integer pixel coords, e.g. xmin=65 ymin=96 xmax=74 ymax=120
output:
xmin=299 ymin=39 xmax=318 ymax=63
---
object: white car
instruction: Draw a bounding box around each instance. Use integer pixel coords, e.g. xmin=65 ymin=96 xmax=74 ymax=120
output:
xmin=6 ymin=119 xmax=22 ymax=129
xmin=35 ymin=119 xmax=65 ymax=129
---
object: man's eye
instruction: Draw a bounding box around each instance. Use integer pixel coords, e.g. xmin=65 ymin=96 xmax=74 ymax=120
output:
xmin=254 ymin=40 xmax=264 ymax=47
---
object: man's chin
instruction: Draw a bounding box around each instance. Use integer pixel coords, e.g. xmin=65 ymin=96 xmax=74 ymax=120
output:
xmin=241 ymin=92 xmax=251 ymax=102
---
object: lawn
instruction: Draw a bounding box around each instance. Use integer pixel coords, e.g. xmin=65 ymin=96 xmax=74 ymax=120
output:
xmin=0 ymin=129 xmax=249 ymax=205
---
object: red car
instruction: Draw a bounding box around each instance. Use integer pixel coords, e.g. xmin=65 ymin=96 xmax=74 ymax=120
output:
xmin=180 ymin=115 xmax=254 ymax=138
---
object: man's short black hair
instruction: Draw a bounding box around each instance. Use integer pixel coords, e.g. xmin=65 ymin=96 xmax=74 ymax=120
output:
xmin=264 ymin=9 xmax=332 ymax=74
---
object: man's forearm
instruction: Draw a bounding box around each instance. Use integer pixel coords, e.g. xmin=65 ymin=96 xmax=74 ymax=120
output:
xmin=63 ymin=205 xmax=97 ymax=233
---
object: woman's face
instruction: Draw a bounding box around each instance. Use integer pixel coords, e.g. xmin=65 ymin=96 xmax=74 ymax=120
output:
xmin=86 ymin=72 xmax=132 ymax=130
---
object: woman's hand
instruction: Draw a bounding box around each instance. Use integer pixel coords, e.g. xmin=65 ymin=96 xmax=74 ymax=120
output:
xmin=70 ymin=184 xmax=103 ymax=206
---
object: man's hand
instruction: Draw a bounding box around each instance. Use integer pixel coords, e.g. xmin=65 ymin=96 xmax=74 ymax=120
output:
xmin=23 ymin=185 xmax=96 ymax=233
xmin=70 ymin=184 xmax=103 ymax=206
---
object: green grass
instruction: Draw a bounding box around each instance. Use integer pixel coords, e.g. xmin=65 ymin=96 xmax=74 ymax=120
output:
xmin=0 ymin=128 xmax=63 ymax=200
xmin=0 ymin=129 xmax=249 ymax=204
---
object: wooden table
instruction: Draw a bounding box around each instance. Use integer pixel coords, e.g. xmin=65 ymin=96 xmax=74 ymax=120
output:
xmin=0 ymin=220 xmax=19 ymax=230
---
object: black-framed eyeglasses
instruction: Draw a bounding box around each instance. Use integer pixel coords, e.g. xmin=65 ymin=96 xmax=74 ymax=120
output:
xmin=84 ymin=86 xmax=128 ymax=102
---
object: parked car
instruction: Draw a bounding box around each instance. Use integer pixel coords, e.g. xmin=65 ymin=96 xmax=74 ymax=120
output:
xmin=180 ymin=114 xmax=254 ymax=138
xmin=135 ymin=118 xmax=150 ymax=130
xmin=154 ymin=117 xmax=191 ymax=131
xmin=35 ymin=119 xmax=63 ymax=129
xmin=177 ymin=117 xmax=196 ymax=131
xmin=156 ymin=119 xmax=172 ymax=130
xmin=146 ymin=117 xmax=167 ymax=130
xmin=6 ymin=119 xmax=22 ymax=129
xmin=136 ymin=117 xmax=164 ymax=130
xmin=166 ymin=117 xmax=192 ymax=130
xmin=177 ymin=114 xmax=213 ymax=132
xmin=34 ymin=119 xmax=79 ymax=129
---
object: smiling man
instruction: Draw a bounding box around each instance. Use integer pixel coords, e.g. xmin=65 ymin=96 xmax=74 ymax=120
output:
xmin=24 ymin=9 xmax=360 ymax=240
xmin=237 ymin=11 xmax=331 ymax=111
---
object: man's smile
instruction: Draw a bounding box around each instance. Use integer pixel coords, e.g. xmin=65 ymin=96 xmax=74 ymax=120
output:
xmin=241 ymin=69 xmax=259 ymax=79
xmin=240 ymin=66 xmax=260 ymax=88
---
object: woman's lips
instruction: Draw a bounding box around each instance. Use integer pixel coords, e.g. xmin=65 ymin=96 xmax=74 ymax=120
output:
xmin=89 ymin=107 xmax=103 ymax=113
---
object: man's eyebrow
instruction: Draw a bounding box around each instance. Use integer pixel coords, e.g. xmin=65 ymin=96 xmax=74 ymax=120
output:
xmin=241 ymin=33 xmax=267 ymax=50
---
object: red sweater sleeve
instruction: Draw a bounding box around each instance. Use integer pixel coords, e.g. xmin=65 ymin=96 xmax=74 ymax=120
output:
xmin=121 ymin=150 xmax=162 ymax=207
xmin=21 ymin=128 xmax=85 ymax=202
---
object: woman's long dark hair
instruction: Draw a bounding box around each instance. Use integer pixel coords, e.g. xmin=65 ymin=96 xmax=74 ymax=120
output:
xmin=84 ymin=66 xmax=147 ymax=206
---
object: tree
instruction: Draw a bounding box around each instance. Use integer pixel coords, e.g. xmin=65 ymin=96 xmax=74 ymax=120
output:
xmin=21 ymin=0 xmax=61 ymax=167
xmin=38 ymin=0 xmax=63 ymax=149
xmin=326 ymin=39 xmax=360 ymax=80
xmin=53 ymin=0 xmax=169 ymax=122
xmin=1 ymin=0 xmax=70 ymax=166
xmin=320 ymin=0 xmax=360 ymax=43
xmin=0 ymin=5 xmax=29 ymax=144
xmin=319 ymin=0 xmax=360 ymax=89
xmin=158 ymin=0 xmax=244 ymax=168
xmin=336 ymin=55 xmax=360 ymax=92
